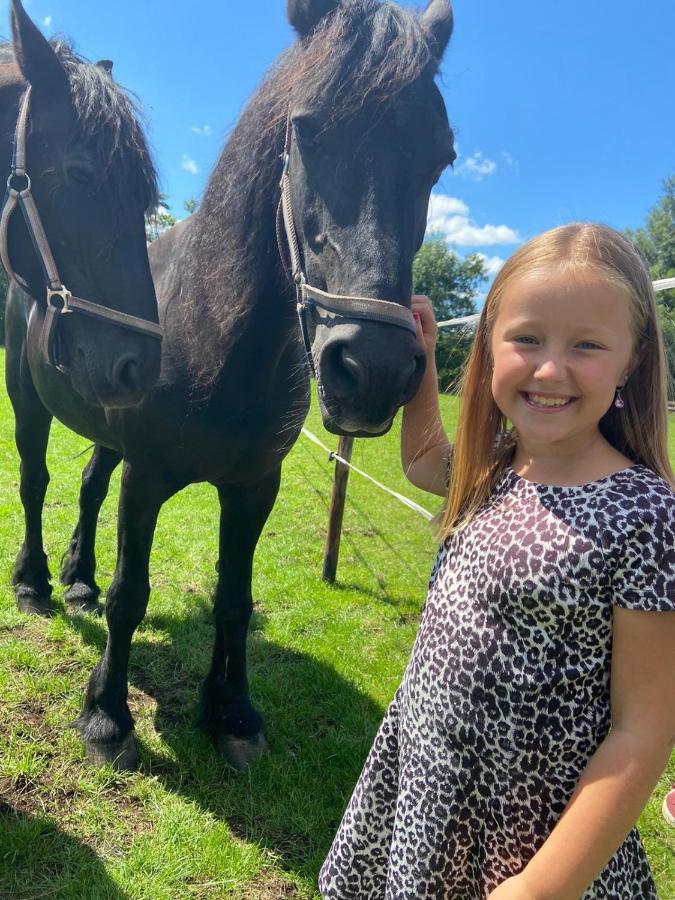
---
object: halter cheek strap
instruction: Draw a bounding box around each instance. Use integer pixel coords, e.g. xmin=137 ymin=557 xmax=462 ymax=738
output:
xmin=275 ymin=111 xmax=416 ymax=372
xmin=0 ymin=87 xmax=162 ymax=373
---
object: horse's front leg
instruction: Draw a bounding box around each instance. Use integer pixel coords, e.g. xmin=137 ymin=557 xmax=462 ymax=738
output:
xmin=74 ymin=462 xmax=174 ymax=770
xmin=203 ymin=468 xmax=281 ymax=769
xmin=60 ymin=444 xmax=122 ymax=614
xmin=6 ymin=345 xmax=55 ymax=616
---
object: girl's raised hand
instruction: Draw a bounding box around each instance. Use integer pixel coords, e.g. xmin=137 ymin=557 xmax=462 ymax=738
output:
xmin=411 ymin=294 xmax=438 ymax=357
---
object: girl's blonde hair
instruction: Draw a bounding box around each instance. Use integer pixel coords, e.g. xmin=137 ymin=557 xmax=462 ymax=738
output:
xmin=439 ymin=222 xmax=673 ymax=540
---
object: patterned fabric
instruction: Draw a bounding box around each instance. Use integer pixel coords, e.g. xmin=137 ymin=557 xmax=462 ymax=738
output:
xmin=319 ymin=464 xmax=675 ymax=899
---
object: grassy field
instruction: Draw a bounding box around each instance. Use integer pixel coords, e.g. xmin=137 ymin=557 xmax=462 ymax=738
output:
xmin=0 ymin=353 xmax=673 ymax=899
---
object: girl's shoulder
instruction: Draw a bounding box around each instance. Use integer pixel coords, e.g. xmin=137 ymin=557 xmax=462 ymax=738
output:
xmin=607 ymin=467 xmax=675 ymax=613
xmin=605 ymin=465 xmax=675 ymax=519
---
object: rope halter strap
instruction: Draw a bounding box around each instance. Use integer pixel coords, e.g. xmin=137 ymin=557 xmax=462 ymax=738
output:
xmin=275 ymin=111 xmax=416 ymax=371
xmin=0 ymin=86 xmax=162 ymax=373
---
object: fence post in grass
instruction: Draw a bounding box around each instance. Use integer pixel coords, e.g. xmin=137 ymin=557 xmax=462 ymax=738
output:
xmin=322 ymin=435 xmax=354 ymax=583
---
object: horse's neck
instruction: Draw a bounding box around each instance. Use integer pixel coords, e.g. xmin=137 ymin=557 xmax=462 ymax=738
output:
xmin=167 ymin=139 xmax=299 ymax=396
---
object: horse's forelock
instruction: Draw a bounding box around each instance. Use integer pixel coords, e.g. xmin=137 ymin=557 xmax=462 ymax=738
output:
xmin=52 ymin=40 xmax=159 ymax=212
xmin=281 ymin=0 xmax=434 ymax=122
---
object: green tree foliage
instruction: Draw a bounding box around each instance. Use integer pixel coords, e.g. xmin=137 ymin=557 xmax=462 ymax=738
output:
xmin=626 ymin=175 xmax=675 ymax=392
xmin=183 ymin=197 xmax=199 ymax=215
xmin=412 ymin=236 xmax=488 ymax=390
xmin=145 ymin=192 xmax=177 ymax=243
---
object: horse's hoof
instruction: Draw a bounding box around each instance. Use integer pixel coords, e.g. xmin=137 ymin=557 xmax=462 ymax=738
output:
xmin=216 ymin=732 xmax=269 ymax=770
xmin=83 ymin=733 xmax=138 ymax=771
xmin=15 ymin=586 xmax=56 ymax=617
xmin=64 ymin=582 xmax=102 ymax=616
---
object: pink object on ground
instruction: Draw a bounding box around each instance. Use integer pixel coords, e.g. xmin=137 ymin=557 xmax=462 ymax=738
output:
xmin=663 ymin=788 xmax=675 ymax=826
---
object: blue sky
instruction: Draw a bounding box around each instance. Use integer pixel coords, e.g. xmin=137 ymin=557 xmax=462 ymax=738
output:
xmin=8 ymin=0 xmax=675 ymax=281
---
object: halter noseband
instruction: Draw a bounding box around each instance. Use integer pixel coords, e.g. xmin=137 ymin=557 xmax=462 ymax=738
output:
xmin=276 ymin=112 xmax=416 ymax=373
xmin=0 ymin=87 xmax=162 ymax=374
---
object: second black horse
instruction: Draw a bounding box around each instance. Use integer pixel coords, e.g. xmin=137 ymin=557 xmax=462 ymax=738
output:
xmin=58 ymin=0 xmax=457 ymax=769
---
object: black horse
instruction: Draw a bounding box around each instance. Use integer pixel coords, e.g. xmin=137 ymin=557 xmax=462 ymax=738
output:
xmin=46 ymin=0 xmax=456 ymax=769
xmin=2 ymin=1 xmax=161 ymax=616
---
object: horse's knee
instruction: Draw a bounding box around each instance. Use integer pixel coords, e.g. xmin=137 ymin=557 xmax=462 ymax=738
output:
xmin=19 ymin=464 xmax=49 ymax=503
xmin=105 ymin=581 xmax=150 ymax=632
xmin=213 ymin=588 xmax=252 ymax=628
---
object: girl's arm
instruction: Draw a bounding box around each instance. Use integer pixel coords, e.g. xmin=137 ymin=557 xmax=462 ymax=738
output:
xmin=401 ymin=295 xmax=452 ymax=497
xmin=489 ymin=607 xmax=675 ymax=900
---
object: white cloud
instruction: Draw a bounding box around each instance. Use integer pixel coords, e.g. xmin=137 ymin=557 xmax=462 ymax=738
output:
xmin=426 ymin=193 xmax=520 ymax=247
xmin=190 ymin=125 xmax=212 ymax=137
xmin=454 ymin=150 xmax=497 ymax=181
xmin=181 ymin=155 xmax=199 ymax=175
xmin=427 ymin=194 xmax=469 ymax=221
xmin=476 ymin=253 xmax=506 ymax=277
xmin=43 ymin=15 xmax=52 ymax=27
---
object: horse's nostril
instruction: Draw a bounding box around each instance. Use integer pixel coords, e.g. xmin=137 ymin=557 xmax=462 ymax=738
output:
xmin=322 ymin=342 xmax=364 ymax=396
xmin=335 ymin=346 xmax=365 ymax=394
xmin=339 ymin=349 xmax=361 ymax=380
xmin=112 ymin=353 xmax=141 ymax=399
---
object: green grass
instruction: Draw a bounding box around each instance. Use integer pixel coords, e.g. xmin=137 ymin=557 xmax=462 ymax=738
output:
xmin=0 ymin=352 xmax=672 ymax=898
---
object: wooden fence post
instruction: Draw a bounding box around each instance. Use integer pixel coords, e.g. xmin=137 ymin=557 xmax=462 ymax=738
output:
xmin=322 ymin=435 xmax=354 ymax=583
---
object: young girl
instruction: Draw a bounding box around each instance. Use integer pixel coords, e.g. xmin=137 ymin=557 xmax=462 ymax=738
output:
xmin=319 ymin=223 xmax=675 ymax=899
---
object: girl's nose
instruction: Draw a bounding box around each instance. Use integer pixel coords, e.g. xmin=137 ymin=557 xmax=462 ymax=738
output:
xmin=534 ymin=355 xmax=565 ymax=380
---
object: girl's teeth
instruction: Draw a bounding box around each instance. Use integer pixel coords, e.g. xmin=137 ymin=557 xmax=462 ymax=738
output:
xmin=527 ymin=394 xmax=571 ymax=407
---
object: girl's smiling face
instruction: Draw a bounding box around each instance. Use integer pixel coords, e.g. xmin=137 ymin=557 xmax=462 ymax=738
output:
xmin=490 ymin=268 xmax=637 ymax=457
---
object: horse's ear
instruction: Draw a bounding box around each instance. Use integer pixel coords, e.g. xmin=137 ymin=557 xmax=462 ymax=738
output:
xmin=96 ymin=59 xmax=114 ymax=75
xmin=11 ymin=0 xmax=68 ymax=97
xmin=421 ymin=0 xmax=453 ymax=61
xmin=287 ymin=0 xmax=339 ymax=37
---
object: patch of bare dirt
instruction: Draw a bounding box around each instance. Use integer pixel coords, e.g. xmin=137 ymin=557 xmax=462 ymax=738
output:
xmin=235 ymin=871 xmax=301 ymax=899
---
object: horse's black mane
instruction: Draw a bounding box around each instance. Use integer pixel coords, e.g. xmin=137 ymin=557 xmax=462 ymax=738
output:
xmin=0 ymin=38 xmax=158 ymax=211
xmin=184 ymin=0 xmax=436 ymax=388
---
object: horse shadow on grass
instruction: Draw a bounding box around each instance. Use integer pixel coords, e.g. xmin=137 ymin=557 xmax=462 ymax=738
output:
xmin=66 ymin=594 xmax=391 ymax=883
xmin=0 ymin=802 xmax=129 ymax=899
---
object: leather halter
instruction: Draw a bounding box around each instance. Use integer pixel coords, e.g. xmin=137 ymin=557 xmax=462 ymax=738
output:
xmin=0 ymin=86 xmax=162 ymax=373
xmin=276 ymin=113 xmax=416 ymax=373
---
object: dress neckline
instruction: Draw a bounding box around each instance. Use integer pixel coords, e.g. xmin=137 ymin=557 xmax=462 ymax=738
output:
xmin=506 ymin=464 xmax=642 ymax=492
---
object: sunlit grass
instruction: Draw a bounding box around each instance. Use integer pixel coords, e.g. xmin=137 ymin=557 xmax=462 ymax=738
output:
xmin=0 ymin=351 xmax=672 ymax=898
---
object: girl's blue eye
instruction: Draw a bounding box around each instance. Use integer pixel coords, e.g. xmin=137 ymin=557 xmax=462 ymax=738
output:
xmin=576 ymin=341 xmax=601 ymax=350
xmin=514 ymin=336 xmax=537 ymax=344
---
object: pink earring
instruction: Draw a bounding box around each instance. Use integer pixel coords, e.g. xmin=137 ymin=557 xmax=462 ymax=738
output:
xmin=614 ymin=387 xmax=625 ymax=409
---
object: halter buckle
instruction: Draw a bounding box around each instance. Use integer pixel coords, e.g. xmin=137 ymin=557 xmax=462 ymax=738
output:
xmin=47 ymin=286 xmax=73 ymax=314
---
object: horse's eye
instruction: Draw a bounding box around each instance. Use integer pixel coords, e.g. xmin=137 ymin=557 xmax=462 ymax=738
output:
xmin=69 ymin=167 xmax=93 ymax=185
xmin=292 ymin=114 xmax=321 ymax=148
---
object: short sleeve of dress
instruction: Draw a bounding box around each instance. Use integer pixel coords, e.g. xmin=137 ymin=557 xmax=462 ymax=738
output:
xmin=611 ymin=491 xmax=675 ymax=612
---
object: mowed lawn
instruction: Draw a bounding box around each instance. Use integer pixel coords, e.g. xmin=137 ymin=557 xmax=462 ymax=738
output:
xmin=0 ymin=349 xmax=673 ymax=899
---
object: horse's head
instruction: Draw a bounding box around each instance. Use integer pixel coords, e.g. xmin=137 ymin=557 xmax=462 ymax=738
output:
xmin=0 ymin=0 xmax=160 ymax=407
xmin=285 ymin=0 xmax=455 ymax=435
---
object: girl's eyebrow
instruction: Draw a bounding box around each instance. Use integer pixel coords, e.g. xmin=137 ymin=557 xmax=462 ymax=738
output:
xmin=501 ymin=317 xmax=618 ymax=337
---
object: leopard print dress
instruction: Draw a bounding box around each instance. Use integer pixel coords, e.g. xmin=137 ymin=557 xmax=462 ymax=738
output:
xmin=319 ymin=464 xmax=675 ymax=899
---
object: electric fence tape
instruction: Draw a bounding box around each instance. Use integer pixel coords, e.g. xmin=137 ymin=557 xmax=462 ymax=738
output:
xmin=300 ymin=427 xmax=434 ymax=520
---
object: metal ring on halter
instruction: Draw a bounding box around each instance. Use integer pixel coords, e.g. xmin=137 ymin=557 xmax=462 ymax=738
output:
xmin=6 ymin=171 xmax=31 ymax=195
xmin=47 ymin=287 xmax=73 ymax=313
